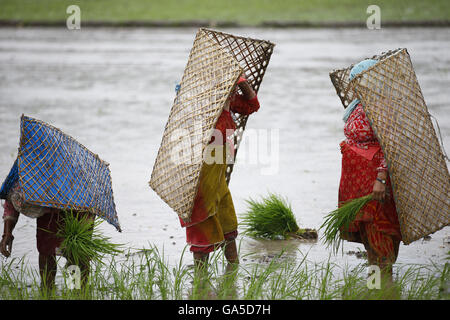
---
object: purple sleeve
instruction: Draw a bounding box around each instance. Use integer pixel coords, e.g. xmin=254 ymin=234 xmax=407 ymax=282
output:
xmin=2 ymin=200 xmax=20 ymax=221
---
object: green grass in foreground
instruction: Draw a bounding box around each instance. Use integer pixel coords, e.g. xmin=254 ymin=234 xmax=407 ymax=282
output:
xmin=0 ymin=245 xmax=448 ymax=300
xmin=0 ymin=0 xmax=449 ymax=24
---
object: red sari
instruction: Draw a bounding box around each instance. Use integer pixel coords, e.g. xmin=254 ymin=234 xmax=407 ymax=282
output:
xmin=339 ymin=104 xmax=402 ymax=266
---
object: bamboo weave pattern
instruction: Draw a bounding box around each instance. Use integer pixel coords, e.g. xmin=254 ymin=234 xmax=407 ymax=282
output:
xmin=149 ymin=28 xmax=243 ymax=221
xmin=201 ymin=28 xmax=275 ymax=183
xmin=0 ymin=115 xmax=121 ymax=231
xmin=330 ymin=49 xmax=450 ymax=244
xmin=150 ymin=28 xmax=275 ymax=222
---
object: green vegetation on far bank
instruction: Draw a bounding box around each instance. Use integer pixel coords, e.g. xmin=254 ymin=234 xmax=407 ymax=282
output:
xmin=0 ymin=0 xmax=449 ymax=26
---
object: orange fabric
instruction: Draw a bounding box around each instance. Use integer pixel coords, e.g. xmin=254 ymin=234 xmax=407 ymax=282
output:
xmin=360 ymin=223 xmax=400 ymax=266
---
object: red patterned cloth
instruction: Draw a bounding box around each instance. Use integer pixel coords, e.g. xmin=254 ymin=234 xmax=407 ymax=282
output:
xmin=339 ymin=105 xmax=402 ymax=265
xmin=182 ymin=93 xmax=259 ymax=254
xmin=344 ymin=104 xmax=387 ymax=171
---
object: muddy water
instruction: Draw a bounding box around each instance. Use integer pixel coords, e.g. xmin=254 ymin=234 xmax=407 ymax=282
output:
xmin=0 ymin=27 xmax=449 ymax=278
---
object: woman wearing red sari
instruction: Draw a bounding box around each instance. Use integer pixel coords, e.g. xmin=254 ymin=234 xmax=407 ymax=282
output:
xmin=339 ymin=59 xmax=402 ymax=288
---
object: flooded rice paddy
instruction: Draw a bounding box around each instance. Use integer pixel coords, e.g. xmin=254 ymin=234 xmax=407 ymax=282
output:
xmin=0 ymin=27 xmax=449 ymax=286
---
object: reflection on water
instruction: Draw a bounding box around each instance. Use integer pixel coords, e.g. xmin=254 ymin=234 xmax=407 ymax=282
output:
xmin=0 ymin=27 xmax=449 ymax=278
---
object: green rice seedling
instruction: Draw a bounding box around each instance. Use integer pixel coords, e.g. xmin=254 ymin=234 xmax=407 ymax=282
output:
xmin=320 ymin=194 xmax=373 ymax=254
xmin=241 ymin=257 xmax=279 ymax=299
xmin=317 ymin=258 xmax=341 ymax=300
xmin=0 ymin=257 xmax=31 ymax=299
xmin=241 ymin=193 xmax=314 ymax=240
xmin=56 ymin=211 xmax=123 ymax=267
xmin=153 ymin=247 xmax=172 ymax=300
xmin=213 ymin=266 xmax=240 ymax=300
xmin=398 ymin=262 xmax=449 ymax=300
xmin=338 ymin=263 xmax=369 ymax=299
xmin=0 ymin=248 xmax=448 ymax=300
xmin=438 ymin=262 xmax=449 ymax=299
xmin=172 ymin=247 xmax=191 ymax=300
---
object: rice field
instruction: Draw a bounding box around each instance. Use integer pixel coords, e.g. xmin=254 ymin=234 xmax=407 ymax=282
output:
xmin=0 ymin=245 xmax=448 ymax=300
xmin=0 ymin=26 xmax=449 ymax=302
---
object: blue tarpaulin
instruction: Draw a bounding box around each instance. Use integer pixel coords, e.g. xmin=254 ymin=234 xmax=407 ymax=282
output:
xmin=0 ymin=115 xmax=121 ymax=231
xmin=0 ymin=159 xmax=18 ymax=199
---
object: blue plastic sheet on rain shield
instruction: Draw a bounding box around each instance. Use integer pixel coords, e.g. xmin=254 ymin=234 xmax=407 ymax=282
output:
xmin=0 ymin=116 xmax=120 ymax=231
xmin=0 ymin=159 xmax=18 ymax=199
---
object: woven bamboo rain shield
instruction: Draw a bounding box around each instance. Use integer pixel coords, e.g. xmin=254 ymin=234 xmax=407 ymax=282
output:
xmin=330 ymin=49 xmax=450 ymax=245
xmin=330 ymin=48 xmax=404 ymax=109
xmin=149 ymin=28 xmax=244 ymax=222
xmin=201 ymin=28 xmax=275 ymax=183
xmin=0 ymin=115 xmax=121 ymax=231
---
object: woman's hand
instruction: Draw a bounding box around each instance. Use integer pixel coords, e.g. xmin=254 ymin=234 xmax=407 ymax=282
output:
xmin=372 ymin=180 xmax=386 ymax=202
xmin=372 ymin=171 xmax=388 ymax=203
xmin=0 ymin=233 xmax=14 ymax=257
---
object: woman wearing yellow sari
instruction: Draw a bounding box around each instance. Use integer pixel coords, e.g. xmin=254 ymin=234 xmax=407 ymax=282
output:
xmin=179 ymin=76 xmax=260 ymax=271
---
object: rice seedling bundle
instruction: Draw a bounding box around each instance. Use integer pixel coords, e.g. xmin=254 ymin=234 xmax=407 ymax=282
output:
xmin=56 ymin=211 xmax=123 ymax=267
xmin=241 ymin=193 xmax=316 ymax=240
xmin=320 ymin=195 xmax=373 ymax=254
